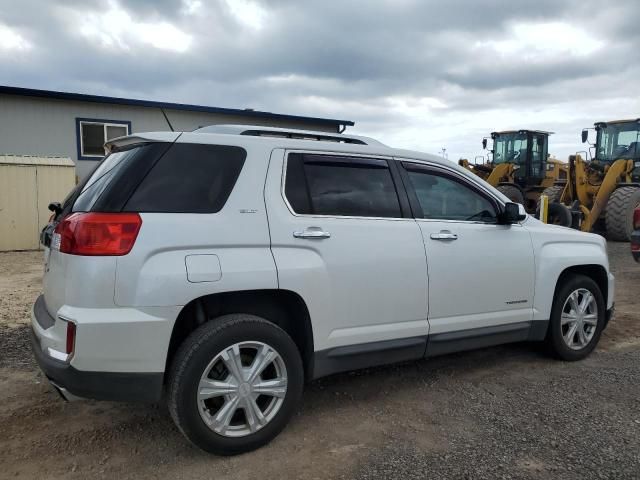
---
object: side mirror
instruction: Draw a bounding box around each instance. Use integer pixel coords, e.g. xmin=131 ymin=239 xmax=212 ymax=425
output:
xmin=48 ymin=202 xmax=62 ymax=214
xmin=581 ymin=129 xmax=589 ymax=143
xmin=482 ymin=138 xmax=488 ymax=150
xmin=500 ymin=202 xmax=527 ymax=224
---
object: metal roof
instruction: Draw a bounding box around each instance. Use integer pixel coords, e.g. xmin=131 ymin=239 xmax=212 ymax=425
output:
xmin=0 ymin=154 xmax=75 ymax=167
xmin=491 ymin=129 xmax=554 ymax=136
xmin=0 ymin=85 xmax=355 ymax=129
xmin=595 ymin=119 xmax=640 ymax=126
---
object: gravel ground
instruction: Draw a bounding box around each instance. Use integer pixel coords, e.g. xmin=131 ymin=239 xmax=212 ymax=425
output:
xmin=0 ymin=244 xmax=639 ymax=479
xmin=349 ymin=348 xmax=640 ymax=480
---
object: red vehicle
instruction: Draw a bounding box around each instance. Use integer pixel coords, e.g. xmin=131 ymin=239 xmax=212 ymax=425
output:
xmin=632 ymin=206 xmax=640 ymax=262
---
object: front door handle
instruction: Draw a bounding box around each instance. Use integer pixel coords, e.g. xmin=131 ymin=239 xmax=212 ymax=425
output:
xmin=293 ymin=227 xmax=331 ymax=239
xmin=430 ymin=231 xmax=458 ymax=241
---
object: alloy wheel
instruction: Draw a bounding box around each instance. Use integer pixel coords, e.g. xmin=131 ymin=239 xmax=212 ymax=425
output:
xmin=197 ymin=341 xmax=288 ymax=437
xmin=560 ymin=288 xmax=598 ymax=350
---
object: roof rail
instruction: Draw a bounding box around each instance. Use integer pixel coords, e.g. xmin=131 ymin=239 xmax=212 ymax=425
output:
xmin=193 ymin=125 xmax=385 ymax=146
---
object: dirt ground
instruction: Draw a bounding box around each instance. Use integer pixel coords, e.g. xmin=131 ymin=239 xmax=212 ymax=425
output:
xmin=1 ymin=244 xmax=639 ymax=479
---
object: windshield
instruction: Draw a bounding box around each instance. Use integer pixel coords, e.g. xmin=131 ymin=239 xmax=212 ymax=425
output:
xmin=492 ymin=133 xmax=528 ymax=165
xmin=596 ymin=123 xmax=640 ymax=163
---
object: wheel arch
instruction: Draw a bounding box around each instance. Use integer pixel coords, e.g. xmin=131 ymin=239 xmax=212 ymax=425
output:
xmin=532 ymin=235 xmax=612 ymax=320
xmin=165 ymin=289 xmax=315 ymax=382
xmin=553 ymin=264 xmax=608 ymax=308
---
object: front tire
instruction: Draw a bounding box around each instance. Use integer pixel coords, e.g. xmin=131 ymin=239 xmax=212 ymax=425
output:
xmin=168 ymin=314 xmax=304 ymax=455
xmin=546 ymin=274 xmax=605 ymax=361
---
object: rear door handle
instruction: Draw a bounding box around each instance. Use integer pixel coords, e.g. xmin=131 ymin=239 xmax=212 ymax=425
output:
xmin=293 ymin=227 xmax=331 ymax=239
xmin=430 ymin=231 xmax=458 ymax=241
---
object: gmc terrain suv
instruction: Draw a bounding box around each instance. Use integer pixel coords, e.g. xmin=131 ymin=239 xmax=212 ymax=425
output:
xmin=32 ymin=125 xmax=615 ymax=455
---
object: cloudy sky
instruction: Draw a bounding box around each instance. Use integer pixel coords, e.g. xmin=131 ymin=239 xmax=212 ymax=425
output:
xmin=1 ymin=0 xmax=639 ymax=161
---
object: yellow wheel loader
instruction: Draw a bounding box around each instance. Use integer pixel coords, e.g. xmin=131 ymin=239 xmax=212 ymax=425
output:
xmin=459 ymin=130 xmax=568 ymax=214
xmin=545 ymin=119 xmax=640 ymax=241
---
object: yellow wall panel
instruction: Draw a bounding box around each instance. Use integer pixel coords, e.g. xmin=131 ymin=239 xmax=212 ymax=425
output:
xmin=0 ymin=162 xmax=75 ymax=251
xmin=0 ymin=165 xmax=39 ymax=250
xmin=35 ymin=165 xmax=76 ymax=235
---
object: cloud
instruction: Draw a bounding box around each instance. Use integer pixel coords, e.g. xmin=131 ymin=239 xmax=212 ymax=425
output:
xmin=222 ymin=0 xmax=267 ymax=30
xmin=0 ymin=23 xmax=31 ymax=51
xmin=474 ymin=22 xmax=604 ymax=59
xmin=61 ymin=1 xmax=192 ymax=52
xmin=0 ymin=0 xmax=639 ymax=161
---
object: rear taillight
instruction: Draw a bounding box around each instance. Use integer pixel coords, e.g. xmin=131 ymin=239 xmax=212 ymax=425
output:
xmin=65 ymin=321 xmax=76 ymax=356
xmin=53 ymin=212 xmax=142 ymax=256
xmin=634 ymin=207 xmax=640 ymax=230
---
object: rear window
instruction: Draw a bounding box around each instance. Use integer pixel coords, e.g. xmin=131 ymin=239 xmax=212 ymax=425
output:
xmin=73 ymin=144 xmax=165 ymax=212
xmin=72 ymin=143 xmax=246 ymax=214
xmin=123 ymin=144 xmax=246 ymax=213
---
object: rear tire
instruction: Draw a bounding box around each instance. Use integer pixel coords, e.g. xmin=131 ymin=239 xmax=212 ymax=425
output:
xmin=497 ymin=185 xmax=525 ymax=204
xmin=605 ymin=186 xmax=640 ymax=241
xmin=546 ymin=274 xmax=605 ymax=361
xmin=168 ymin=314 xmax=304 ymax=455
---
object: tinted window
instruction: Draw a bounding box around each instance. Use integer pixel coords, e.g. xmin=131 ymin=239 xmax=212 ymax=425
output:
xmin=406 ymin=169 xmax=496 ymax=222
xmin=124 ymin=144 xmax=246 ymax=213
xmin=284 ymin=153 xmax=311 ymax=213
xmin=73 ymin=146 xmax=145 ymax=212
xmin=72 ymin=143 xmax=170 ymax=213
xmin=285 ymin=154 xmax=401 ymax=218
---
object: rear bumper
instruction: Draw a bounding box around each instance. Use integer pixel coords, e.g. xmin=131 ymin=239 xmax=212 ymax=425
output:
xmin=31 ymin=328 xmax=163 ymax=402
xmin=30 ymin=295 xmax=164 ymax=402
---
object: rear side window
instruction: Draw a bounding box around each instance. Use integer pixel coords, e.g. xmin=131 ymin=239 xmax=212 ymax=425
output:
xmin=124 ymin=144 xmax=246 ymax=213
xmin=285 ymin=153 xmax=401 ymax=218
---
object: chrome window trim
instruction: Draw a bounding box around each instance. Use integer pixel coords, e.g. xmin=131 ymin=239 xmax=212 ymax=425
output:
xmin=279 ymin=151 xmax=523 ymax=226
xmin=414 ymin=217 xmax=523 ymax=227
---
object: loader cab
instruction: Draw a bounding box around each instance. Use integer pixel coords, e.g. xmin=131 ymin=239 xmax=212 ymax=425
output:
xmin=590 ymin=119 xmax=640 ymax=164
xmin=490 ymin=130 xmax=550 ymax=185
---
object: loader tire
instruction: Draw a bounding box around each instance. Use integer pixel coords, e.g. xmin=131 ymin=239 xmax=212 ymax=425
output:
xmin=605 ymin=186 xmax=640 ymax=242
xmin=497 ymin=185 xmax=524 ymax=204
xmin=536 ymin=185 xmax=571 ymax=226
xmin=546 ymin=203 xmax=573 ymax=227
xmin=540 ymin=185 xmax=565 ymax=203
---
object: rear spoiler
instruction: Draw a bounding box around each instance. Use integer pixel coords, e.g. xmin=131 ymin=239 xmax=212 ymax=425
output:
xmin=104 ymin=132 xmax=182 ymax=153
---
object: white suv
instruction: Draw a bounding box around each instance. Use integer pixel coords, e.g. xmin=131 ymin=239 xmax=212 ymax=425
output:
xmin=32 ymin=125 xmax=615 ymax=454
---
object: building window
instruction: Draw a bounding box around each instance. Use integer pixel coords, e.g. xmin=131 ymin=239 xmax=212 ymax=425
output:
xmin=76 ymin=118 xmax=131 ymax=160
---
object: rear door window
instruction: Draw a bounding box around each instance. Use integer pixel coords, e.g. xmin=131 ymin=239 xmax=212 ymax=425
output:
xmin=285 ymin=153 xmax=402 ymax=218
